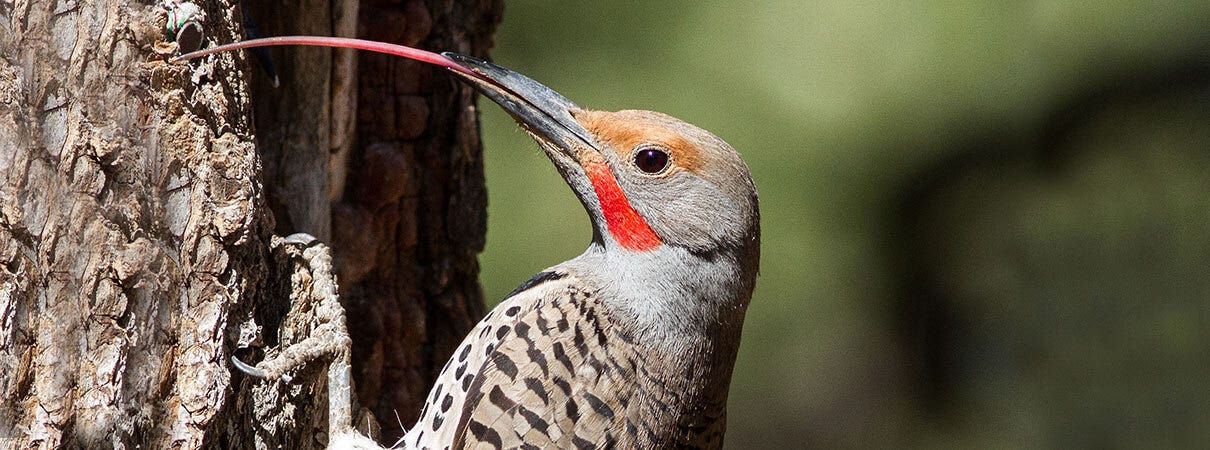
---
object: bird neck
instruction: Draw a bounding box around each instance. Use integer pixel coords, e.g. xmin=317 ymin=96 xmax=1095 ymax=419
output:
xmin=565 ymin=242 xmax=754 ymax=387
xmin=560 ymin=242 xmax=752 ymax=443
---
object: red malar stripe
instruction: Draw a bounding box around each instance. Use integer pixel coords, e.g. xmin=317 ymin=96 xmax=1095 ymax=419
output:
xmin=583 ymin=161 xmax=662 ymax=252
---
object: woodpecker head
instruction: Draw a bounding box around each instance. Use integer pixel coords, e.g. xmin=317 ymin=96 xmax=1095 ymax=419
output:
xmin=444 ymin=54 xmax=760 ymax=272
xmin=174 ymin=39 xmax=758 ymax=268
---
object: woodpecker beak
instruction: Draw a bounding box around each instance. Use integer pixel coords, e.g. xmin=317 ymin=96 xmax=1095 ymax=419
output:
xmin=442 ymin=53 xmax=597 ymax=159
xmin=174 ymin=39 xmax=597 ymax=157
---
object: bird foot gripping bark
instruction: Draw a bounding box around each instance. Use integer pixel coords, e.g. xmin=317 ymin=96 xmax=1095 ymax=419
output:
xmin=232 ymin=234 xmax=331 ymax=383
xmin=237 ymin=234 xmax=384 ymax=449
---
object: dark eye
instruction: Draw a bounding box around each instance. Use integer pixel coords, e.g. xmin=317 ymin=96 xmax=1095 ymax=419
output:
xmin=633 ymin=147 xmax=670 ymax=174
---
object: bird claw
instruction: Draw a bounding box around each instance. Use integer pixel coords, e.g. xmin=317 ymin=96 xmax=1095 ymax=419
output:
xmin=231 ymin=355 xmax=265 ymax=377
xmin=282 ymin=232 xmax=318 ymax=246
xmin=232 ymin=236 xmax=366 ymax=439
xmin=231 ymin=355 xmax=294 ymax=383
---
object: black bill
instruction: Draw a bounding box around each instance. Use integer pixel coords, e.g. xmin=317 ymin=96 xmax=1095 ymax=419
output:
xmin=442 ymin=53 xmax=597 ymax=154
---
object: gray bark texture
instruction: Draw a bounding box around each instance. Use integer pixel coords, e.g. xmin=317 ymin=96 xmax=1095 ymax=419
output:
xmin=0 ymin=0 xmax=501 ymax=447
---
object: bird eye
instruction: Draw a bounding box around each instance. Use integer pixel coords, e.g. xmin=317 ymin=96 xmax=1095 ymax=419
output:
xmin=633 ymin=147 xmax=670 ymax=174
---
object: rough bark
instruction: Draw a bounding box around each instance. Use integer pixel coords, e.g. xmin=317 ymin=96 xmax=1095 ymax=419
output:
xmin=245 ymin=0 xmax=503 ymax=442
xmin=0 ymin=0 xmax=500 ymax=447
xmin=336 ymin=1 xmax=500 ymax=442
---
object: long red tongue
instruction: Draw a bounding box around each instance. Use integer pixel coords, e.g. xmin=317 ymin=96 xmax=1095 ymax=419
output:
xmin=171 ymin=36 xmax=480 ymax=79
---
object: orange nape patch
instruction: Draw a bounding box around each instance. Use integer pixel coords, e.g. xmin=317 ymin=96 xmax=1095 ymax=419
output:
xmin=575 ymin=110 xmax=703 ymax=174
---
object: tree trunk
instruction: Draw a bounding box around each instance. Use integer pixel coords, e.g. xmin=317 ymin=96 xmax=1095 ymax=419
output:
xmin=0 ymin=0 xmax=500 ymax=447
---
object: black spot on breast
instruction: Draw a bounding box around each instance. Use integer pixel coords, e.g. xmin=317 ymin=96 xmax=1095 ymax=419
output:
xmin=455 ymin=363 xmax=467 ymax=379
xmin=506 ymin=305 xmax=521 ymax=317
xmin=441 ymin=394 xmax=453 ymax=412
xmin=431 ymin=414 xmax=444 ymax=431
xmin=495 ymin=325 xmax=511 ymax=339
xmin=458 ymin=344 xmax=472 ymax=362
xmin=462 ymin=373 xmax=474 ymax=391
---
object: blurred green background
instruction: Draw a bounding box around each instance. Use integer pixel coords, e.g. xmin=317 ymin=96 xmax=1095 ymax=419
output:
xmin=475 ymin=1 xmax=1210 ymax=447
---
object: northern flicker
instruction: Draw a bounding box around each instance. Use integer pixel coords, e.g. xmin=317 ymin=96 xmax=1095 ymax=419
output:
xmin=178 ymin=37 xmax=760 ymax=449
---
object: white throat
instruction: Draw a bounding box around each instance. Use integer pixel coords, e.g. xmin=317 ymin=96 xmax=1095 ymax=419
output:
xmin=560 ymin=243 xmax=752 ymax=348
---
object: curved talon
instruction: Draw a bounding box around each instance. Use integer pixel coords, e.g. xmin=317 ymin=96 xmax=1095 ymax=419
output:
xmin=283 ymin=232 xmax=318 ymax=246
xmin=231 ymin=355 xmax=268 ymax=378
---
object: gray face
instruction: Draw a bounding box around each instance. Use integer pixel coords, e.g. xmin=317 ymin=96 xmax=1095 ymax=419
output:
xmin=442 ymin=54 xmax=759 ymax=259
xmin=572 ymin=109 xmax=760 ymax=257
